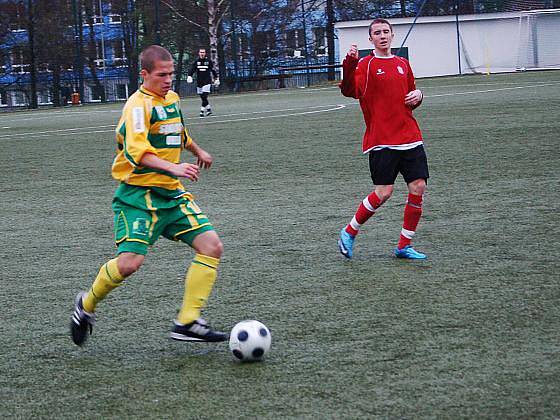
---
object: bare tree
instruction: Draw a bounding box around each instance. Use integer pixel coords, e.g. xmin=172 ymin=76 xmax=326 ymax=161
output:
xmin=161 ymin=0 xmax=230 ymax=77
xmin=227 ymin=0 xmax=301 ymax=78
xmin=34 ymin=0 xmax=75 ymax=106
xmin=26 ymin=0 xmax=38 ymax=108
xmin=112 ymin=0 xmax=141 ymax=93
xmin=0 ymin=4 xmax=32 ymax=105
xmin=422 ymin=0 xmax=475 ymax=16
xmin=230 ymin=1 xmax=279 ymax=75
xmin=83 ymin=0 xmax=106 ymax=102
xmin=148 ymin=1 xmax=203 ymax=92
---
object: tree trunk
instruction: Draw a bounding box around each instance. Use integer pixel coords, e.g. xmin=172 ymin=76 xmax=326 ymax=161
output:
xmin=84 ymin=7 xmax=106 ymax=102
xmin=52 ymin=67 xmax=61 ymax=107
xmin=121 ymin=1 xmax=139 ymax=93
xmin=76 ymin=0 xmax=85 ymax=103
xmin=400 ymin=0 xmax=406 ymax=17
xmin=175 ymin=28 xmax=186 ymax=94
xmin=27 ymin=0 xmax=38 ymax=109
xmin=207 ymin=0 xmax=220 ymax=78
xmin=217 ymin=35 xmax=226 ymax=81
xmin=326 ymin=0 xmax=335 ymax=81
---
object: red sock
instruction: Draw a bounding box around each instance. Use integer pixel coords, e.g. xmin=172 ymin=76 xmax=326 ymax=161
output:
xmin=345 ymin=192 xmax=382 ymax=236
xmin=398 ymin=193 xmax=423 ymax=249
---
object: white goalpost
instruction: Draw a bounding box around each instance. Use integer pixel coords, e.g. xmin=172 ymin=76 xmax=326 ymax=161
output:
xmin=516 ymin=9 xmax=560 ymax=71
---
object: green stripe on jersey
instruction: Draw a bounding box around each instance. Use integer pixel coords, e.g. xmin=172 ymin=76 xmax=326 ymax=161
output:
xmin=119 ymin=121 xmax=140 ymax=166
xmin=118 ymin=122 xmax=126 ymax=137
xmin=123 ymin=138 xmax=139 ymax=166
xmin=151 ymin=105 xmax=180 ymax=123
xmin=132 ymin=167 xmax=178 ymax=179
xmin=148 ymin=133 xmax=182 ymax=149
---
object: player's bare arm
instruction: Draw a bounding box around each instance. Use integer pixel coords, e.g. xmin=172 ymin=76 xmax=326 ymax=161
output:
xmin=186 ymin=140 xmax=213 ymax=169
xmin=140 ymin=152 xmax=200 ymax=181
xmin=405 ymin=89 xmax=423 ymax=108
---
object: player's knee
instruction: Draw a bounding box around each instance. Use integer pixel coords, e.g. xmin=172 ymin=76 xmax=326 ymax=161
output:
xmin=117 ymin=253 xmax=145 ymax=277
xmin=375 ymin=185 xmax=393 ymax=202
xmin=408 ymin=179 xmax=426 ymax=195
xmin=205 ymin=239 xmax=223 ymax=259
xmin=192 ymin=231 xmax=223 ymax=258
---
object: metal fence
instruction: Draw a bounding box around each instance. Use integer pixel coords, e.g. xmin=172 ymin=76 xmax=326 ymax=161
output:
xmin=0 ymin=65 xmax=341 ymax=110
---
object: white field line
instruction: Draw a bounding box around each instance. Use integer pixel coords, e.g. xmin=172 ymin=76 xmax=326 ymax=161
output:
xmin=0 ymin=81 xmax=558 ymax=140
xmin=422 ymin=79 xmax=560 ymax=90
xmin=178 ymin=77 xmax=560 ymax=99
xmin=188 ymin=104 xmax=346 ymax=125
xmin=425 ymin=81 xmax=560 ymax=98
xmin=191 ymin=103 xmax=349 ymax=119
xmin=0 ymin=103 xmax=344 ymax=138
xmin=215 ymin=85 xmax=339 ymax=99
xmin=194 ymin=80 xmax=560 ymax=120
xmin=0 ymin=87 xmax=340 ymax=123
xmin=0 ymin=77 xmax=557 ymax=123
xmin=0 ymin=104 xmax=348 ymax=140
xmin=0 ymin=108 xmax=121 ymax=123
xmin=215 ymin=78 xmax=560 ymax=98
xmin=0 ymin=124 xmax=116 ymax=139
xmin=0 ymin=95 xmax=341 ymax=124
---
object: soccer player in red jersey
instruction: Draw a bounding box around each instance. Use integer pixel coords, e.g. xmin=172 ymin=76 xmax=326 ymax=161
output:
xmin=337 ymin=18 xmax=429 ymax=260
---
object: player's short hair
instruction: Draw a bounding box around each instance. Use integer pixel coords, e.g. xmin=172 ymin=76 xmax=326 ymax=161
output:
xmin=369 ymin=18 xmax=393 ymax=36
xmin=140 ymin=45 xmax=173 ymax=72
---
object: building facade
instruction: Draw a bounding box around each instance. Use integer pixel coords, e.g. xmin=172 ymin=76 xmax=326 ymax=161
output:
xmin=0 ymin=0 xmax=129 ymax=107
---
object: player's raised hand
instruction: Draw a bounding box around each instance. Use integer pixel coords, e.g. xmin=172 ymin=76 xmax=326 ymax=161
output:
xmin=405 ymin=89 xmax=423 ymax=107
xmin=196 ymin=149 xmax=213 ymax=169
xmin=172 ymin=162 xmax=200 ymax=181
xmin=348 ymin=44 xmax=359 ymax=59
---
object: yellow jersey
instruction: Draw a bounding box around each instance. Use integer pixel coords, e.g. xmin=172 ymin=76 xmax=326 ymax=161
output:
xmin=112 ymin=86 xmax=193 ymax=196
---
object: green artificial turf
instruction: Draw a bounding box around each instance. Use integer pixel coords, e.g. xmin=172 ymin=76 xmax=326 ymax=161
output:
xmin=0 ymin=70 xmax=559 ymax=418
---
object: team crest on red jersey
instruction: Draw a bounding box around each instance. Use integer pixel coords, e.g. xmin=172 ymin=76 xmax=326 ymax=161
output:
xmin=397 ymin=65 xmax=405 ymax=75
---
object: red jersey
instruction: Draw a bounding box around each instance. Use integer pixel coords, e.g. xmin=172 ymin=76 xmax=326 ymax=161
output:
xmin=339 ymin=53 xmax=423 ymax=153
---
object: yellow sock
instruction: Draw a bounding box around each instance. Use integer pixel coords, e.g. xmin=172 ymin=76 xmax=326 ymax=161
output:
xmin=82 ymin=258 xmax=125 ymax=313
xmin=176 ymin=254 xmax=219 ymax=325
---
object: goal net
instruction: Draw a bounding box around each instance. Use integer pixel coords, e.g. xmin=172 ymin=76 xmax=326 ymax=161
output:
xmin=516 ymin=9 xmax=560 ymax=70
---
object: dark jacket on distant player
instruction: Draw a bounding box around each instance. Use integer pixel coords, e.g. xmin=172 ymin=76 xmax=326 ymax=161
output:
xmin=188 ymin=58 xmax=217 ymax=88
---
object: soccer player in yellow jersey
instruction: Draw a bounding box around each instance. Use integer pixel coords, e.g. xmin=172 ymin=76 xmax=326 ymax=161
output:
xmin=71 ymin=45 xmax=227 ymax=345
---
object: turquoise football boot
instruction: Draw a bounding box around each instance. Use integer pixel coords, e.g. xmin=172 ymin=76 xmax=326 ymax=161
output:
xmin=338 ymin=228 xmax=355 ymax=259
xmin=394 ymin=245 xmax=427 ymax=260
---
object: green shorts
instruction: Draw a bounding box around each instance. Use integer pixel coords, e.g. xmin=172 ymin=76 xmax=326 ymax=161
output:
xmin=113 ymin=197 xmax=214 ymax=255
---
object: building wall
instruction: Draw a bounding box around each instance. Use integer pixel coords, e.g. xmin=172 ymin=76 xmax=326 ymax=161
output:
xmin=335 ymin=10 xmax=560 ymax=78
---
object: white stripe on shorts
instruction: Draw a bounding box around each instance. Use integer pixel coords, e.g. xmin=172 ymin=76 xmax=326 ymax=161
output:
xmin=197 ymin=84 xmax=212 ymax=94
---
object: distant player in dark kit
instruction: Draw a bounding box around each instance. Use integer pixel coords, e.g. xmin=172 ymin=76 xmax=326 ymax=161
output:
xmin=337 ymin=18 xmax=430 ymax=260
xmin=187 ymin=48 xmax=219 ymax=117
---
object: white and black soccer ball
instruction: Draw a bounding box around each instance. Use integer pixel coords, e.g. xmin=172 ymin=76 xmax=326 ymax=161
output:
xmin=229 ymin=320 xmax=272 ymax=362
